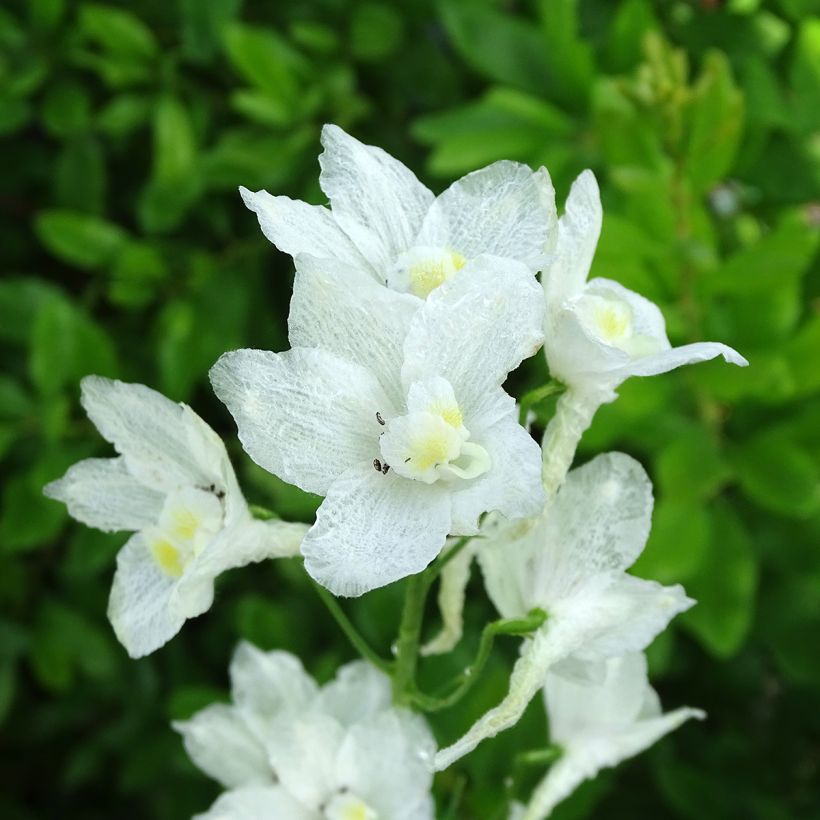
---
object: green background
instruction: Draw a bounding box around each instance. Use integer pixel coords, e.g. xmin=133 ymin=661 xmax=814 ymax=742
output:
xmin=1 ymin=0 xmax=819 ymax=817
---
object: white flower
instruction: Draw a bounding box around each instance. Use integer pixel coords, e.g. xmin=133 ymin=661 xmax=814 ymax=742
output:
xmin=174 ymin=642 xmax=436 ymax=820
xmin=542 ymin=170 xmax=747 ymax=401
xmin=240 ymin=124 xmax=556 ymax=300
xmin=43 ymin=378 xmax=308 ymax=657
xmin=434 ymin=452 xmax=692 ymax=769
xmin=520 ymin=653 xmax=704 ymax=820
xmin=211 ymin=254 xmax=545 ymax=597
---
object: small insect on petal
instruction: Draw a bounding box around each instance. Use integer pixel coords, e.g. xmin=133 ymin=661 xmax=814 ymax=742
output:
xmin=373 ymin=458 xmax=383 ymax=472
xmin=376 ymin=411 xmax=386 ymax=426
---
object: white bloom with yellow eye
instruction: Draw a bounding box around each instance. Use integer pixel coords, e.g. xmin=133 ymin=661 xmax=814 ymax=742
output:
xmin=44 ymin=378 xmax=308 ymax=657
xmin=174 ymin=642 xmax=436 ymax=820
xmin=211 ymin=254 xmax=545 ymax=597
xmin=520 ymin=653 xmax=704 ymax=820
xmin=240 ymin=124 xmax=556 ymax=300
xmin=434 ymin=452 xmax=692 ymax=770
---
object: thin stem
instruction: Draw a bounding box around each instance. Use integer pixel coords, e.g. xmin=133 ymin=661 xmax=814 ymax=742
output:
xmin=311 ymin=580 xmax=394 ymax=674
xmin=518 ymin=380 xmax=565 ymax=426
xmin=427 ymin=535 xmax=472 ymax=579
xmin=248 ymin=503 xmax=279 ymax=520
xmin=515 ymin=745 xmax=563 ymax=768
xmin=409 ymin=608 xmax=548 ymax=712
xmin=392 ymin=571 xmax=433 ymax=704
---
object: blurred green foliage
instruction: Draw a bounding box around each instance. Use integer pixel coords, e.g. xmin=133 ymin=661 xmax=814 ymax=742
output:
xmin=1 ymin=0 xmax=818 ymax=817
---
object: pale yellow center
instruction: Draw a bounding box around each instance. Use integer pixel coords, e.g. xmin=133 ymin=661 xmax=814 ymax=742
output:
xmin=408 ymin=250 xmax=466 ymax=298
xmin=324 ymin=792 xmax=378 ymax=820
xmin=593 ymin=300 xmax=632 ymax=342
xmin=148 ymin=538 xmax=185 ymax=578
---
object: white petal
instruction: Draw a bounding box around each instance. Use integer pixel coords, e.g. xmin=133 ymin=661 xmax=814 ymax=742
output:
xmin=522 ymin=707 xmax=704 ymax=820
xmin=418 ymin=162 xmax=556 ymax=270
xmin=316 ymin=661 xmax=393 ymax=726
xmin=450 ymin=412 xmax=545 ymax=534
xmin=401 ymin=256 xmax=544 ymax=417
xmin=610 ymin=341 xmax=749 ymax=382
xmin=173 ymin=704 xmax=272 ymax=789
xmin=434 ymin=626 xmax=559 ymax=770
xmin=210 ymin=348 xmax=389 ymax=496
xmin=301 ymin=461 xmax=452 ymax=597
xmin=173 ymin=519 xmax=310 ymax=619
xmin=337 ymin=710 xmax=436 ymax=820
xmin=421 ymin=539 xmax=477 ymax=656
xmin=107 ymin=532 xmax=184 ymax=657
xmin=80 ymin=377 xmax=229 ymax=492
xmin=586 ymin=278 xmax=669 ymax=342
xmin=288 ymin=254 xmax=417 ymax=409
xmin=542 ymin=169 xmax=602 ymax=307
xmin=194 ymin=785 xmax=313 ymax=820
xmin=239 ymin=187 xmax=370 ymax=272
xmin=43 ymin=457 xmax=163 ymax=532
xmin=229 ymin=642 xmax=318 ymax=726
xmin=319 ymin=124 xmax=434 ymax=271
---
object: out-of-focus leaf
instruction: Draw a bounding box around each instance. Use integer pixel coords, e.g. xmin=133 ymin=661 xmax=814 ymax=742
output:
xmin=108 ymin=241 xmax=168 ymax=308
xmin=40 ymin=81 xmax=92 ymax=138
xmin=790 ymin=18 xmax=820 ymax=135
xmin=0 ymin=278 xmax=61 ymax=345
xmin=29 ymin=0 xmax=67 ymax=32
xmin=180 ymin=0 xmax=242 ymax=62
xmin=78 ymin=3 xmax=158 ymax=61
xmin=35 ymin=210 xmax=127 ymax=270
xmin=656 ymin=425 xmax=732 ymax=502
xmin=603 ymin=0 xmax=657 ymax=73
xmin=350 ymin=3 xmax=404 ymax=62
xmin=683 ymin=505 xmax=757 ymax=658
xmin=96 ymin=93 xmax=150 ymax=137
xmin=54 ymin=136 xmax=107 ymax=214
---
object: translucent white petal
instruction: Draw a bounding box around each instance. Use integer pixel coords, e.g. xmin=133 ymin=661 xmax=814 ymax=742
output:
xmin=542 ymin=169 xmax=602 ymax=308
xmin=316 ymin=661 xmax=393 ymax=726
xmin=301 ymin=461 xmax=452 ymax=597
xmin=585 ymin=278 xmax=669 ymax=343
xmin=337 ymin=710 xmax=436 ymax=820
xmin=107 ymin=532 xmax=184 ymax=658
xmin=289 ymin=254 xmax=417 ymax=409
xmin=43 ymin=457 xmax=163 ymax=532
xmin=418 ymin=162 xmax=556 ymax=270
xmin=210 ymin=348 xmax=389 ymax=496
xmin=402 ymin=256 xmax=544 ymax=417
xmin=80 ymin=377 xmax=230 ymax=492
xmin=610 ymin=341 xmax=749 ymax=382
xmin=194 ymin=785 xmax=313 ymax=820
xmin=522 ymin=707 xmax=704 ymax=820
xmin=239 ymin=187 xmax=370 ymax=272
xmin=421 ymin=539 xmax=477 ymax=656
xmin=319 ymin=124 xmax=434 ymax=271
xmin=229 ymin=642 xmax=318 ymax=727
xmin=434 ymin=627 xmax=560 ymax=770
xmin=173 ymin=704 xmax=272 ymax=789
xmin=450 ymin=412 xmax=545 ymax=535
xmin=173 ymin=519 xmax=310 ymax=619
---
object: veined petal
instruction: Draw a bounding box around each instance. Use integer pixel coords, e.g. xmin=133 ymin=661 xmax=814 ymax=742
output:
xmin=194 ymin=785 xmax=313 ymax=820
xmin=434 ymin=626 xmax=560 ymax=770
xmin=173 ymin=519 xmax=310 ymax=619
xmin=172 ymin=704 xmax=272 ymax=789
xmin=449 ymin=412 xmax=544 ymax=535
xmin=319 ymin=124 xmax=434 ymax=272
xmin=239 ymin=187 xmax=370 ymax=273
xmin=316 ymin=661 xmax=393 ymax=726
xmin=418 ymin=161 xmax=556 ymax=271
xmin=210 ymin=347 xmax=389 ymax=496
xmin=301 ymin=461 xmax=452 ymax=597
xmin=289 ymin=254 xmax=417 ymax=409
xmin=609 ymin=341 xmax=749 ymax=382
xmin=229 ymin=642 xmax=318 ymax=727
xmin=107 ymin=532 xmax=184 ymax=657
xmin=43 ymin=457 xmax=163 ymax=532
xmin=542 ymin=169 xmax=602 ymax=308
xmin=80 ymin=377 xmax=229 ymax=492
xmin=402 ymin=256 xmax=544 ymax=417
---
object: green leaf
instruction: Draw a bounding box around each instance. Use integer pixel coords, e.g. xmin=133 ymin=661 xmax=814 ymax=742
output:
xmin=35 ymin=210 xmax=127 ymax=270
xmin=682 ymin=505 xmax=757 ymax=658
xmin=96 ymin=93 xmax=150 ymax=137
xmin=40 ymin=81 xmax=92 ymax=138
xmin=790 ymin=18 xmax=820 ymax=135
xmin=656 ymin=425 xmax=732 ymax=502
xmin=180 ymin=0 xmax=241 ymax=62
xmin=0 ymin=94 xmax=30 ymax=135
xmin=54 ymin=136 xmax=107 ymax=214
xmin=78 ymin=3 xmax=158 ymax=61
xmin=684 ymin=51 xmax=744 ymax=194
xmin=0 ymin=277 xmax=62 ymax=345
xmin=603 ymin=0 xmax=657 ymax=73
xmin=107 ymin=241 xmax=168 ymax=308
xmin=732 ymin=431 xmax=820 ymax=519
xmin=349 ymin=3 xmax=404 ymax=62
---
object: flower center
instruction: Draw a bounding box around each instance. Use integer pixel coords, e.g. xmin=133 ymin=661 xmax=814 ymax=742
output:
xmin=575 ymin=292 xmax=661 ymax=358
xmin=387 ymin=245 xmax=467 ymax=298
xmin=144 ymin=486 xmax=224 ymax=578
xmin=378 ymin=377 xmax=490 ymax=484
xmin=324 ymin=791 xmax=378 ymax=820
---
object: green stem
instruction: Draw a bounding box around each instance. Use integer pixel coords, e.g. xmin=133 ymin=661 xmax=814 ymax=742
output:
xmin=518 ymin=380 xmax=565 ymax=426
xmin=392 ymin=571 xmax=434 ymax=704
xmin=515 ymin=745 xmax=563 ymax=768
xmin=427 ymin=535 xmax=472 ymax=579
xmin=409 ymin=608 xmax=547 ymax=712
xmin=311 ymin=580 xmax=394 ymax=674
xmin=249 ymin=504 xmax=279 ymax=521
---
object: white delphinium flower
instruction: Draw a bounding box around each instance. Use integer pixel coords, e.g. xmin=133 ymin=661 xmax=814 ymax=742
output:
xmin=174 ymin=642 xmax=436 ymax=820
xmin=540 ymin=171 xmax=747 ymax=494
xmin=520 ymin=653 xmax=704 ymax=820
xmin=240 ymin=124 xmax=556 ymax=300
xmin=44 ymin=378 xmax=308 ymax=657
xmin=434 ymin=452 xmax=692 ymax=769
xmin=211 ymin=254 xmax=545 ymax=597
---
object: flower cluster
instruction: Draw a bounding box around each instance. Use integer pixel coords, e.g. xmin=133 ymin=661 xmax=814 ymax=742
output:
xmin=45 ymin=125 xmax=747 ymax=818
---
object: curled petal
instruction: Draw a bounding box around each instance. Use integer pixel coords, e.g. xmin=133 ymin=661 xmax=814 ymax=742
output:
xmin=194 ymin=785 xmax=312 ymax=820
xmin=610 ymin=341 xmax=748 ymax=382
